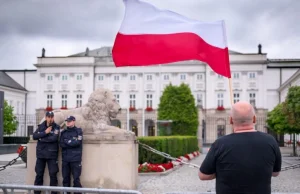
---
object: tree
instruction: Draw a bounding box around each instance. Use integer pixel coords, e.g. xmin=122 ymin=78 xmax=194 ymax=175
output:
xmin=157 ymin=83 xmax=199 ymax=136
xmin=284 ymin=86 xmax=300 ymax=156
xmin=266 ymin=103 xmax=295 ymax=134
xmin=3 ymin=100 xmax=18 ymax=135
xmin=266 ymin=86 xmax=300 ymax=156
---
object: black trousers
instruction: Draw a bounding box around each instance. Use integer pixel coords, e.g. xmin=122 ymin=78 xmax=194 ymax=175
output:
xmin=34 ymin=158 xmax=59 ymax=194
xmin=62 ymin=161 xmax=82 ymax=194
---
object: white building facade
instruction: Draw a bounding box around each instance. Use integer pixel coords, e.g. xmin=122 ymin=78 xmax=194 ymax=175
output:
xmin=2 ymin=45 xmax=300 ymax=145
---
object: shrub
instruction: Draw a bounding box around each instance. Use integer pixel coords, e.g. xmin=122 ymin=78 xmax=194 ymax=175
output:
xmin=137 ymin=136 xmax=199 ymax=164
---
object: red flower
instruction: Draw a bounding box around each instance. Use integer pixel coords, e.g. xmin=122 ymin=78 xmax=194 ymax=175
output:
xmin=61 ymin=106 xmax=67 ymax=110
xmin=145 ymin=107 xmax=153 ymax=111
xmin=216 ymin=106 xmax=225 ymax=111
xmin=129 ymin=107 xmax=136 ymax=111
xmin=184 ymin=154 xmax=191 ymax=160
xmin=46 ymin=106 xmax=53 ymax=111
xmin=138 ymin=162 xmax=174 ymax=173
xmin=17 ymin=146 xmax=24 ymax=154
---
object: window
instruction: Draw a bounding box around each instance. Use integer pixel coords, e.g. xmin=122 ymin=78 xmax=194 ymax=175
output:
xmin=114 ymin=94 xmax=120 ymax=103
xmin=62 ymin=75 xmax=68 ymax=81
xmin=76 ymin=74 xmax=83 ymax=80
xmin=114 ymin=75 xmax=120 ymax=81
xmin=146 ymin=94 xmax=153 ymax=108
xmin=196 ymin=93 xmax=203 ymax=107
xmin=129 ymin=94 xmax=136 ymax=108
xmin=249 ymin=72 xmax=256 ymax=79
xmin=163 ymin=74 xmax=169 ymax=80
xmin=76 ymin=94 xmax=82 ymax=107
xmin=196 ymin=74 xmax=203 ymax=81
xmin=233 ymin=93 xmax=240 ymax=103
xmin=130 ymin=75 xmax=136 ymax=81
xmin=21 ymin=102 xmax=24 ymax=114
xmin=47 ymin=75 xmax=53 ymax=81
xmin=217 ymin=93 xmax=224 ymax=107
xmin=61 ymin=94 xmax=67 ymax=107
xmin=249 ymin=93 xmax=256 ymax=107
xmin=217 ymin=125 xmax=225 ymax=138
xmin=98 ymin=75 xmax=104 ymax=81
xmin=17 ymin=101 xmax=19 ymax=114
xmin=47 ymin=94 xmax=53 ymax=107
xmin=217 ymin=74 xmax=223 ymax=79
xmin=180 ymin=74 xmax=186 ymax=80
xmin=233 ymin=72 xmax=240 ymax=79
xmin=146 ymin=75 xmax=152 ymax=81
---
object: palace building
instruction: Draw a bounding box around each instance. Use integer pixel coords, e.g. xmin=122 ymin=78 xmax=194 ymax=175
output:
xmin=2 ymin=44 xmax=300 ymax=145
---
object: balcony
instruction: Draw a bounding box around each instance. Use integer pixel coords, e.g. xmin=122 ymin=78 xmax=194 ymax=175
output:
xmin=145 ymin=84 xmax=153 ymax=91
xmin=248 ymin=82 xmax=257 ymax=89
xmin=96 ymin=84 xmax=104 ymax=89
xmin=60 ymin=84 xmax=69 ymax=91
xmin=75 ymin=84 xmax=84 ymax=91
xmin=195 ymin=83 xmax=204 ymax=91
xmin=113 ymin=84 xmax=120 ymax=91
xmin=45 ymin=84 xmax=53 ymax=91
xmin=129 ymin=84 xmax=137 ymax=91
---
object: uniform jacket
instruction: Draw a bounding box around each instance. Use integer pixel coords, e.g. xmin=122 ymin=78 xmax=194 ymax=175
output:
xmin=59 ymin=126 xmax=83 ymax=162
xmin=33 ymin=121 xmax=60 ymax=159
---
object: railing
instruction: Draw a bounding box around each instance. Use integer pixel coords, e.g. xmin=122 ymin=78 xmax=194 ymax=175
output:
xmin=164 ymin=193 xmax=300 ymax=194
xmin=0 ymin=184 xmax=142 ymax=194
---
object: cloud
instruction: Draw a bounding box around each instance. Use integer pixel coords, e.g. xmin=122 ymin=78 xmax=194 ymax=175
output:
xmin=0 ymin=0 xmax=299 ymax=69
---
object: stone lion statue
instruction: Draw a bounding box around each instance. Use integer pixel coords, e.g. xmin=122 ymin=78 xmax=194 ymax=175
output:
xmin=40 ymin=88 xmax=134 ymax=136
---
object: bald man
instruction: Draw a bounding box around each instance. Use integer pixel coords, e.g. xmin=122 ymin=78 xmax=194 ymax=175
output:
xmin=199 ymin=101 xmax=281 ymax=194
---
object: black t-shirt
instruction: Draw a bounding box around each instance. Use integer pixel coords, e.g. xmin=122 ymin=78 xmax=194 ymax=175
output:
xmin=200 ymin=131 xmax=282 ymax=194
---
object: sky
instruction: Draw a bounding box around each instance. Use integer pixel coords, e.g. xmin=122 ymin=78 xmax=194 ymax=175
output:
xmin=0 ymin=0 xmax=299 ymax=70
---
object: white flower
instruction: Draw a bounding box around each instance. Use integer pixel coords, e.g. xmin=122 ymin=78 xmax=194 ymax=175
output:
xmin=180 ymin=156 xmax=188 ymax=162
xmin=142 ymin=162 xmax=148 ymax=166
xmin=158 ymin=165 xmax=166 ymax=171
xmin=172 ymin=161 xmax=180 ymax=166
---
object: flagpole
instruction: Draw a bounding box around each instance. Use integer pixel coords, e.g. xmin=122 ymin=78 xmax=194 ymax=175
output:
xmin=142 ymin=70 xmax=145 ymax=136
xmin=127 ymin=68 xmax=130 ymax=131
xmin=228 ymin=78 xmax=233 ymax=106
xmin=127 ymin=107 xmax=129 ymax=131
xmin=157 ymin=64 xmax=162 ymax=136
xmin=221 ymin=20 xmax=232 ymax=107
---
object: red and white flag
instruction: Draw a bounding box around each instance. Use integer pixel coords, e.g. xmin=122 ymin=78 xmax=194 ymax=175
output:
xmin=112 ymin=0 xmax=231 ymax=78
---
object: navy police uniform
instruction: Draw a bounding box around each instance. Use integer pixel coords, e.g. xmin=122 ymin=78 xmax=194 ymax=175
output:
xmin=33 ymin=111 xmax=60 ymax=194
xmin=60 ymin=116 xmax=83 ymax=191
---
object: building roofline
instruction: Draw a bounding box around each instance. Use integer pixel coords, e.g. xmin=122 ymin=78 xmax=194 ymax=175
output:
xmin=0 ymin=71 xmax=28 ymax=91
xmin=268 ymin=59 xmax=300 ymax=63
xmin=0 ymin=85 xmax=28 ymax=93
xmin=278 ymin=69 xmax=300 ymax=92
xmin=2 ymin=69 xmax=37 ymax=72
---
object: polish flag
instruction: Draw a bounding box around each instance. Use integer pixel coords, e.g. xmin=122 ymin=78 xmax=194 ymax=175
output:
xmin=112 ymin=0 xmax=231 ymax=78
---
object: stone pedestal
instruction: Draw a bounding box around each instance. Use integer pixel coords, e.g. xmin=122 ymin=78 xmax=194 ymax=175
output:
xmin=26 ymin=133 xmax=138 ymax=190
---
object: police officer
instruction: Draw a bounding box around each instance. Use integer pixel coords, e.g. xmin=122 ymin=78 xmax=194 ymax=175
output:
xmin=33 ymin=111 xmax=60 ymax=194
xmin=60 ymin=116 xmax=83 ymax=193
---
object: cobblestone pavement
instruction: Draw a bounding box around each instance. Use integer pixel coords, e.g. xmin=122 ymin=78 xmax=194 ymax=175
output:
xmin=0 ymin=155 xmax=300 ymax=194
xmin=138 ymin=154 xmax=300 ymax=194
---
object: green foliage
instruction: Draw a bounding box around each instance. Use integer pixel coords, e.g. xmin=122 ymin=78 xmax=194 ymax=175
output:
xmin=284 ymin=86 xmax=300 ymax=130
xmin=3 ymin=100 xmax=18 ymax=135
xmin=266 ymin=86 xmax=300 ymax=135
xmin=266 ymin=103 xmax=294 ymax=134
xmin=157 ymin=83 xmax=199 ymax=136
xmin=137 ymin=136 xmax=199 ymax=164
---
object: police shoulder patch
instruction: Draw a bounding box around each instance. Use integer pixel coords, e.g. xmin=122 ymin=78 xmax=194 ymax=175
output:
xmin=78 ymin=136 xmax=82 ymax=140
